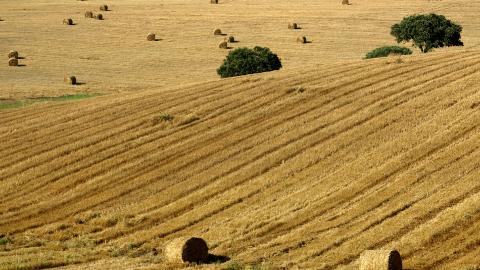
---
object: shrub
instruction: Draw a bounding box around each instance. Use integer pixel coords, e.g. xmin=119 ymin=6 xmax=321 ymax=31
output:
xmin=365 ymin=45 xmax=412 ymax=59
xmin=391 ymin=13 xmax=463 ymax=53
xmin=217 ymin=46 xmax=282 ymax=78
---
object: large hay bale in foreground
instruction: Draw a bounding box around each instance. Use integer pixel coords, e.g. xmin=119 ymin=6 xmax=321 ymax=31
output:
xmin=63 ymin=18 xmax=73 ymax=25
xmin=85 ymin=11 xmax=94 ymax=18
xmin=288 ymin=23 xmax=298 ymax=29
xmin=164 ymin=237 xmax=208 ymax=263
xmin=95 ymin=13 xmax=103 ymax=20
xmin=359 ymin=250 xmax=402 ymax=270
xmin=8 ymin=58 xmax=18 ymax=66
xmin=213 ymin=28 xmax=222 ymax=35
xmin=218 ymin=41 xmax=228 ymax=49
xmin=8 ymin=50 xmax=18 ymax=59
xmin=64 ymin=75 xmax=77 ymax=85
xmin=297 ymin=36 xmax=307 ymax=43
xmin=147 ymin=33 xmax=156 ymax=41
xmin=100 ymin=5 xmax=108 ymax=11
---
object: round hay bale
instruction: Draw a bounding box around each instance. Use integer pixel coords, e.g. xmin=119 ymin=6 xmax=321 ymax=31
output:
xmin=342 ymin=0 xmax=350 ymax=5
xmin=218 ymin=41 xmax=228 ymax=49
xmin=211 ymin=0 xmax=218 ymax=3
xmin=228 ymin=35 xmax=235 ymax=42
xmin=297 ymin=36 xmax=307 ymax=43
xmin=8 ymin=50 xmax=18 ymax=59
xmin=147 ymin=33 xmax=156 ymax=41
xmin=359 ymin=250 xmax=402 ymax=270
xmin=95 ymin=13 xmax=103 ymax=20
xmin=63 ymin=18 xmax=73 ymax=25
xmin=65 ymin=76 xmax=77 ymax=85
xmin=288 ymin=23 xmax=298 ymax=29
xmin=100 ymin=5 xmax=108 ymax=11
xmin=85 ymin=11 xmax=94 ymax=18
xmin=213 ymin=28 xmax=222 ymax=35
xmin=8 ymin=58 xmax=18 ymax=67
xmin=164 ymin=237 xmax=208 ymax=263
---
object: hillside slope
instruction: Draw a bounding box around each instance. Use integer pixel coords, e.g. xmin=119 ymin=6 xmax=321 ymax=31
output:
xmin=1 ymin=50 xmax=480 ymax=269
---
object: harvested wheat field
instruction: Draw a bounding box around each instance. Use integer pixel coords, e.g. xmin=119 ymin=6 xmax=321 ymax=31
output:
xmin=1 ymin=0 xmax=480 ymax=99
xmin=1 ymin=47 xmax=480 ymax=269
xmin=2 ymin=0 xmax=480 ymax=269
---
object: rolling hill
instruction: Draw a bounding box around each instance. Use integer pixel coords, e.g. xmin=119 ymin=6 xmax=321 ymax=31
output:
xmin=1 ymin=49 xmax=480 ymax=269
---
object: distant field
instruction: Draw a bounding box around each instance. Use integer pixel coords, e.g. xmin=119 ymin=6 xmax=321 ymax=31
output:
xmin=1 ymin=0 xmax=480 ymax=99
xmin=1 ymin=49 xmax=480 ymax=269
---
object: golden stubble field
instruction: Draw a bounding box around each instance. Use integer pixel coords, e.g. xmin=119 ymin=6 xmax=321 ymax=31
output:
xmin=1 ymin=48 xmax=480 ymax=269
xmin=1 ymin=0 xmax=480 ymax=99
xmin=2 ymin=0 xmax=480 ymax=269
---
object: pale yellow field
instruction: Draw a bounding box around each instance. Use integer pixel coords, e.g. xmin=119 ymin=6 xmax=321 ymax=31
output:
xmin=1 ymin=0 xmax=480 ymax=270
xmin=1 ymin=0 xmax=480 ymax=99
xmin=1 ymin=48 xmax=480 ymax=269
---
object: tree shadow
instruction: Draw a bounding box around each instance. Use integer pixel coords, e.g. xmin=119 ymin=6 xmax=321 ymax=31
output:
xmin=204 ymin=253 xmax=230 ymax=264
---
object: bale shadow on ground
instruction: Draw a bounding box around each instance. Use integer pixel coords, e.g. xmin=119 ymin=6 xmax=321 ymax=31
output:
xmin=205 ymin=253 xmax=230 ymax=264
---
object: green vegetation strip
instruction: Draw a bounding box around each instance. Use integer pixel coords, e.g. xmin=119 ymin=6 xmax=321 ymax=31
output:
xmin=0 ymin=93 xmax=102 ymax=110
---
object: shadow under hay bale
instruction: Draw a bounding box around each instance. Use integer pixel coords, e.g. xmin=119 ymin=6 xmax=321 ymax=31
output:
xmin=63 ymin=18 xmax=74 ymax=25
xmin=8 ymin=58 xmax=18 ymax=67
xmin=8 ymin=50 xmax=18 ymax=59
xmin=164 ymin=237 xmax=209 ymax=264
xmin=359 ymin=250 xmax=402 ymax=270
xmin=206 ymin=253 xmax=230 ymax=264
xmin=100 ymin=5 xmax=109 ymax=11
xmin=85 ymin=11 xmax=94 ymax=18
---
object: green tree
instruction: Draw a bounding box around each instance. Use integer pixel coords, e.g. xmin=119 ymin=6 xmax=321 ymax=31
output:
xmin=217 ymin=46 xmax=282 ymax=78
xmin=391 ymin=13 xmax=463 ymax=53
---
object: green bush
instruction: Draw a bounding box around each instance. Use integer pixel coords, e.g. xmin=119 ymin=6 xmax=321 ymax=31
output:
xmin=217 ymin=46 xmax=282 ymax=78
xmin=365 ymin=45 xmax=412 ymax=59
xmin=391 ymin=13 xmax=463 ymax=53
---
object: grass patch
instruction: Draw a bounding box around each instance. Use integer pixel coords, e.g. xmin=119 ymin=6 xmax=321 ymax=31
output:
xmin=0 ymin=93 xmax=102 ymax=110
xmin=0 ymin=236 xmax=12 ymax=245
xmin=364 ymin=45 xmax=412 ymax=59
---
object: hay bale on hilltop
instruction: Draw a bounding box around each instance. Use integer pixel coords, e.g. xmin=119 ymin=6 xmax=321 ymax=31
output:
xmin=297 ymin=36 xmax=307 ymax=43
xmin=342 ymin=0 xmax=350 ymax=5
xmin=147 ymin=33 xmax=156 ymax=41
xmin=64 ymin=75 xmax=77 ymax=85
xmin=359 ymin=250 xmax=402 ymax=270
xmin=95 ymin=13 xmax=103 ymax=20
xmin=63 ymin=18 xmax=74 ymax=25
xmin=219 ymin=41 xmax=228 ymax=49
xmin=85 ymin=11 xmax=94 ymax=18
xmin=213 ymin=28 xmax=222 ymax=35
xmin=8 ymin=50 xmax=18 ymax=59
xmin=164 ymin=237 xmax=208 ymax=263
xmin=288 ymin=23 xmax=299 ymax=29
xmin=100 ymin=5 xmax=108 ymax=11
xmin=8 ymin=58 xmax=18 ymax=67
